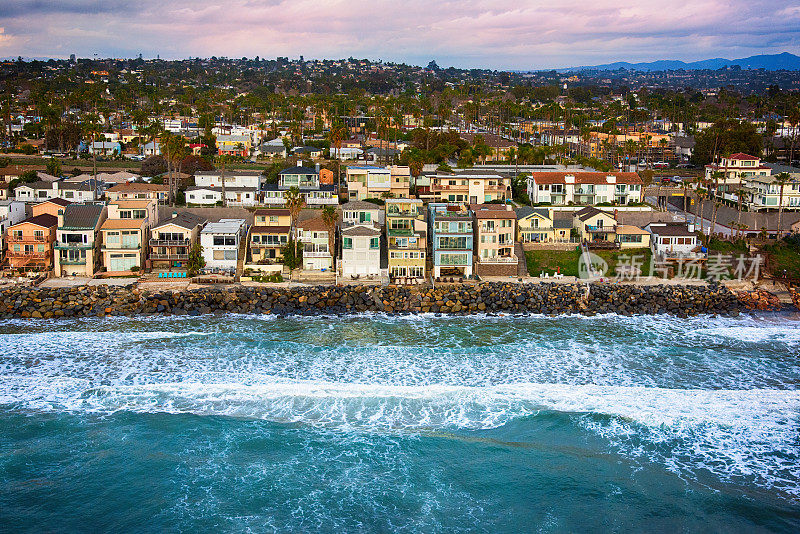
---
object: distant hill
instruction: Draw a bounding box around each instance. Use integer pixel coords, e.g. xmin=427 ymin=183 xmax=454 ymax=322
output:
xmin=560 ymin=52 xmax=800 ymax=72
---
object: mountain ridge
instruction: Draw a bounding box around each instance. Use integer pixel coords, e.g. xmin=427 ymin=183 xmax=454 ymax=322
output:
xmin=558 ymin=52 xmax=800 ymax=72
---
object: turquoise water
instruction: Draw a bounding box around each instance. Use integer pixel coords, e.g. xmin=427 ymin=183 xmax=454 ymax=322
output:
xmin=1 ymin=313 xmax=800 ymax=532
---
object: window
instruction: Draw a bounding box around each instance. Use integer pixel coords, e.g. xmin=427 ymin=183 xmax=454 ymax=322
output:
xmin=64 ymin=191 xmax=74 ymax=199
xmin=33 ymin=230 xmax=44 ymax=239
xmin=133 ymin=210 xmax=146 ymax=219
xmin=224 ymin=250 xmax=237 ymax=260
xmin=106 ymin=231 xmax=120 ymax=245
xmin=343 ymin=237 xmax=353 ymax=249
xmin=370 ymin=237 xmax=379 ymax=249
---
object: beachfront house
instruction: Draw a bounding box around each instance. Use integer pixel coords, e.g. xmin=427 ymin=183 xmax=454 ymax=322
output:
xmin=249 ymin=209 xmax=291 ymax=264
xmin=296 ymin=216 xmax=333 ymax=271
xmin=385 ymin=198 xmax=426 ymax=281
xmin=148 ymin=212 xmax=207 ymax=271
xmin=645 ymin=222 xmax=703 ymax=261
xmin=573 ymin=206 xmax=618 ymax=244
xmin=471 ymin=203 xmax=518 ymax=276
xmin=54 ymin=203 xmax=107 ymax=277
xmin=99 ymin=199 xmax=157 ymax=273
xmin=5 ymin=213 xmax=58 ymax=271
xmin=200 ymin=219 xmax=247 ymax=273
xmin=515 ymin=206 xmax=556 ymax=243
xmin=429 ymin=203 xmax=473 ymax=278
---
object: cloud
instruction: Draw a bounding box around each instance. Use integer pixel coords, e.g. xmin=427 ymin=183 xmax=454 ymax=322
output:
xmin=1 ymin=0 xmax=800 ymax=68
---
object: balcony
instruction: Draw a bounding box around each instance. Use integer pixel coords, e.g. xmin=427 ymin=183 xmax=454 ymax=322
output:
xmin=431 ymin=183 xmax=468 ymax=192
xmin=150 ymin=253 xmax=189 ymax=260
xmin=150 ymin=238 xmax=190 ymax=247
xmin=388 ymin=228 xmax=414 ymax=237
xmin=60 ymin=259 xmax=87 ymax=265
xmin=303 ymin=246 xmax=330 ymax=258
xmin=55 ymin=241 xmax=93 ymax=249
xmin=8 ymin=235 xmax=47 ymax=243
xmin=585 ymin=225 xmax=616 ymax=233
xmin=7 ymin=250 xmax=51 ymax=258
xmin=478 ymin=255 xmax=518 ymax=264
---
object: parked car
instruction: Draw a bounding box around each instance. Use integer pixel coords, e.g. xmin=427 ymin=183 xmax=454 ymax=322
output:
xmin=653 ymin=161 xmax=670 ymax=169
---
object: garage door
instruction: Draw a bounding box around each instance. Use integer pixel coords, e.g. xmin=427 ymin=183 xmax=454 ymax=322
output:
xmin=109 ymin=253 xmax=138 ymax=271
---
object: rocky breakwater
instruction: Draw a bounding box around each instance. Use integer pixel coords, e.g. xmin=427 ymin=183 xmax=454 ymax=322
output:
xmin=0 ymin=282 xmax=741 ymax=319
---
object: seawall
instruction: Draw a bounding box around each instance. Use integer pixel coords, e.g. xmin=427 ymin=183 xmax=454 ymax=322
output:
xmin=0 ymin=282 xmax=744 ymax=319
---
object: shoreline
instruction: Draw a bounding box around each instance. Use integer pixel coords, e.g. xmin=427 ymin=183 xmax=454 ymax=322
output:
xmin=0 ymin=281 xmax=754 ymax=320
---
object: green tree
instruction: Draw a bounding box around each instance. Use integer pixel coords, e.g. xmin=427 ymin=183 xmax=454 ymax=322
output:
xmin=321 ymin=205 xmax=339 ymax=267
xmin=187 ymin=242 xmax=205 ymax=275
xmin=45 ymin=158 xmax=62 ymax=177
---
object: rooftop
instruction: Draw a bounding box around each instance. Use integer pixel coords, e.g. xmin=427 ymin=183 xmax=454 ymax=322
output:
xmin=60 ymin=204 xmax=104 ymax=229
xmin=201 ymin=219 xmax=247 ymax=234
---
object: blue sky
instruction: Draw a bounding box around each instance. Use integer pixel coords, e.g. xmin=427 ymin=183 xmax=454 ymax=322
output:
xmin=2 ymin=1 xmax=800 ymax=69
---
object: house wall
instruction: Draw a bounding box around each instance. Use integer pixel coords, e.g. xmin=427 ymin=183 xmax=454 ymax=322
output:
xmin=341 ymin=233 xmax=381 ymax=276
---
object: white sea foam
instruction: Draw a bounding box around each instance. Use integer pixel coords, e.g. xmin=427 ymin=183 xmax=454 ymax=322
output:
xmin=691 ymin=325 xmax=800 ymax=345
xmin=2 ymin=313 xmax=800 ymax=500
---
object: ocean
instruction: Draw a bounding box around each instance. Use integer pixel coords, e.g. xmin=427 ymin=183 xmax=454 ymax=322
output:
xmin=1 ymin=312 xmax=799 ymax=532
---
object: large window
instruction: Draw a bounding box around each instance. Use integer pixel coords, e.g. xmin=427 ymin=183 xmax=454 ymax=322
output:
xmin=213 ymin=236 xmax=237 ymax=246
xmin=438 ymin=236 xmax=468 ymax=249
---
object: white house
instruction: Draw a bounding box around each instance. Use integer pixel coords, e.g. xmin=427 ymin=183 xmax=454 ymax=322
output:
xmin=341 ymin=200 xmax=385 ymax=226
xmin=340 ymin=223 xmax=383 ymax=278
xmin=645 ymin=222 xmax=703 ymax=260
xmin=15 ymin=180 xmax=98 ymax=203
xmin=0 ymin=200 xmax=27 ymax=257
xmin=296 ymin=217 xmax=333 ymax=271
xmin=194 ymin=170 xmax=265 ymax=189
xmin=526 ymin=172 xmax=643 ymax=206
xmin=200 ymin=219 xmax=247 ymax=272
xmin=184 ymin=186 xmax=259 ymax=207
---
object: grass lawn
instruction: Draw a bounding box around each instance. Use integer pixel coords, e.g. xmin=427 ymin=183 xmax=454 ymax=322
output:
xmin=525 ymin=247 xmax=653 ymax=278
xmin=762 ymin=242 xmax=800 ymax=279
xmin=524 ymin=249 xmax=581 ymax=277
xmin=707 ymin=237 xmax=748 ymax=255
xmin=594 ymin=247 xmax=653 ymax=277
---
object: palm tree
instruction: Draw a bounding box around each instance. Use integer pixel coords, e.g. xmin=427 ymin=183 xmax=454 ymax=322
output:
xmin=82 ymin=113 xmax=103 ymax=201
xmin=696 ymin=184 xmax=708 ymax=233
xmin=710 ymin=170 xmax=725 ymax=238
xmin=735 ymin=187 xmax=748 ymax=238
xmin=327 ymin=121 xmax=347 ymax=189
xmin=284 ymin=186 xmax=306 ymax=231
xmin=321 ymin=205 xmax=339 ymax=268
xmin=775 ymin=172 xmax=791 ymax=238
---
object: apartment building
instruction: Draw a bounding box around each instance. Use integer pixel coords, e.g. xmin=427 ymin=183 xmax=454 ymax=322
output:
xmin=429 ymin=203 xmax=473 ymax=278
xmin=430 ymin=172 xmax=511 ymax=204
xmin=54 ymin=204 xmax=107 ymax=277
xmin=471 ymin=204 xmax=518 ymax=276
xmin=704 ymin=153 xmax=772 ymax=191
xmin=385 ymin=198 xmax=426 ymax=281
xmin=526 ymin=172 xmax=643 ymax=205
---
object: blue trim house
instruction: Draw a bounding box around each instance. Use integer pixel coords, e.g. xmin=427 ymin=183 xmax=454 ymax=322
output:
xmin=428 ymin=202 xmax=474 ymax=278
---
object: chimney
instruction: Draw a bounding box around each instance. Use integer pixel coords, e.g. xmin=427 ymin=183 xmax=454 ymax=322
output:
xmin=315 ymin=163 xmax=320 ymax=173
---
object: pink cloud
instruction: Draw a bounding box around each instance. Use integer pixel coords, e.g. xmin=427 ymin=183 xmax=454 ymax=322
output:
xmin=1 ymin=0 xmax=799 ymax=68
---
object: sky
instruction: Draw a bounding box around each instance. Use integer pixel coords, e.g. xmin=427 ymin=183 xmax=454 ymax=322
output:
xmin=2 ymin=0 xmax=800 ymax=69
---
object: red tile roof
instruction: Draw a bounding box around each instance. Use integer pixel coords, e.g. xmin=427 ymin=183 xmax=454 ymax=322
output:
xmin=728 ymin=153 xmax=758 ymax=160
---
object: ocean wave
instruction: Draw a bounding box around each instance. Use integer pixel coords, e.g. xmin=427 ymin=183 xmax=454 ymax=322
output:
xmin=3 ymin=376 xmax=799 ymax=498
